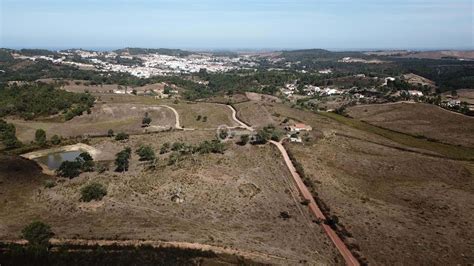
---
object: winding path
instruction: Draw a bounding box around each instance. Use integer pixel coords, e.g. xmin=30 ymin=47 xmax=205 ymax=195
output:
xmin=159 ymin=105 xmax=182 ymax=129
xmin=270 ymin=140 xmax=360 ymax=266
xmin=226 ymin=105 xmax=254 ymax=131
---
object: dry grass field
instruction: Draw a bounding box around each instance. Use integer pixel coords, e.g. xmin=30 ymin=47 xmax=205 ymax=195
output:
xmin=0 ymin=131 xmax=342 ymax=265
xmin=347 ymin=102 xmax=474 ymax=148
xmin=6 ymin=103 xmax=176 ymax=142
xmin=234 ymin=101 xmax=277 ymax=128
xmin=238 ymin=103 xmax=474 ymax=265
xmin=167 ymin=102 xmax=238 ymax=129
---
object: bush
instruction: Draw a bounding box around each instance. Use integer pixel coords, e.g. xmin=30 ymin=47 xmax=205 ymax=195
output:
xmin=44 ymin=180 xmax=56 ymax=188
xmin=136 ymin=145 xmax=156 ymax=161
xmin=160 ymin=142 xmax=170 ymax=154
xmin=115 ymin=147 xmax=131 ymax=172
xmin=78 ymin=152 xmax=94 ymax=172
xmin=237 ymin=134 xmax=249 ymax=145
xmin=21 ymin=221 xmax=54 ymax=247
xmin=0 ymin=119 xmax=21 ymax=149
xmin=115 ymin=132 xmax=129 ymax=141
xmin=142 ymin=113 xmax=152 ymax=127
xmin=50 ymin=135 xmax=61 ymax=145
xmin=35 ymin=129 xmax=47 ymax=146
xmin=80 ymin=183 xmax=107 ymax=202
xmin=56 ymin=160 xmax=82 ymax=178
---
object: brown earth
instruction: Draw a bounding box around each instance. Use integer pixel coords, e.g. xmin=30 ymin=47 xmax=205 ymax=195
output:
xmin=239 ymin=102 xmax=474 ymax=265
xmin=234 ymin=101 xmax=276 ymax=129
xmin=347 ymin=102 xmax=474 ymax=148
xmin=0 ymin=130 xmax=343 ymax=265
xmin=6 ymin=103 xmax=176 ymax=142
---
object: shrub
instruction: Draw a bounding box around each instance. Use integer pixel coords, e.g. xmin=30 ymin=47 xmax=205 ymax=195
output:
xmin=136 ymin=145 xmax=156 ymax=161
xmin=35 ymin=129 xmax=47 ymax=146
xmin=21 ymin=221 xmax=54 ymax=246
xmin=44 ymin=180 xmax=56 ymax=188
xmin=142 ymin=112 xmax=152 ymax=127
xmin=160 ymin=142 xmax=170 ymax=154
xmin=80 ymin=183 xmax=107 ymax=202
xmin=115 ymin=132 xmax=129 ymax=141
xmin=78 ymin=152 xmax=94 ymax=172
xmin=50 ymin=135 xmax=61 ymax=145
xmin=56 ymin=160 xmax=82 ymax=178
xmin=202 ymin=116 xmax=207 ymax=122
xmin=115 ymin=147 xmax=131 ymax=172
xmin=238 ymin=134 xmax=249 ymax=145
xmin=107 ymin=129 xmax=114 ymax=137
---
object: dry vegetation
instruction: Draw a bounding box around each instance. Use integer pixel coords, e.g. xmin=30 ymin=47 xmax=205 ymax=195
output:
xmin=234 ymin=101 xmax=277 ymax=128
xmin=6 ymin=103 xmax=176 ymax=142
xmin=0 ymin=131 xmax=343 ymax=264
xmin=247 ymin=103 xmax=474 ymax=265
xmin=347 ymin=102 xmax=474 ymax=148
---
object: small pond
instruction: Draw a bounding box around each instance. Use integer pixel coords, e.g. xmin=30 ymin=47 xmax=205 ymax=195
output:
xmin=35 ymin=150 xmax=82 ymax=170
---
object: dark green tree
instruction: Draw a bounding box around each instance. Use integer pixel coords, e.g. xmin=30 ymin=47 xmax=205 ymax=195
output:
xmin=21 ymin=221 xmax=54 ymax=247
xmin=80 ymin=183 xmax=107 ymax=202
xmin=35 ymin=129 xmax=47 ymax=146
xmin=136 ymin=145 xmax=156 ymax=161
xmin=115 ymin=148 xmax=131 ymax=172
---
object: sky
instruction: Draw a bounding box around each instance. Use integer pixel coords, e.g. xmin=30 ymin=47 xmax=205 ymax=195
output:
xmin=0 ymin=0 xmax=473 ymax=50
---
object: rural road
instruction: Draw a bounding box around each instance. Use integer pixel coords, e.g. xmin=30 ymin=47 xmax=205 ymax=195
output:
xmin=1 ymin=238 xmax=297 ymax=264
xmin=160 ymin=105 xmax=182 ymax=129
xmin=270 ymin=140 xmax=360 ymax=266
xmin=226 ymin=105 xmax=254 ymax=131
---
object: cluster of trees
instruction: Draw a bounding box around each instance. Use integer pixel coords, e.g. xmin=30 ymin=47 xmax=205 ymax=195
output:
xmin=0 ymin=83 xmax=95 ymax=120
xmin=56 ymin=152 xmax=94 ymax=178
xmin=160 ymin=139 xmax=226 ymax=166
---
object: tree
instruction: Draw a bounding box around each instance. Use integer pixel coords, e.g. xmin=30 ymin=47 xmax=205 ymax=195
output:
xmin=142 ymin=112 xmax=152 ymax=127
xmin=51 ymin=135 xmax=61 ymax=145
xmin=21 ymin=221 xmax=54 ymax=247
xmin=136 ymin=145 xmax=156 ymax=161
xmin=252 ymin=129 xmax=270 ymax=145
xmin=115 ymin=132 xmax=129 ymax=141
xmin=78 ymin=152 xmax=94 ymax=172
xmin=115 ymin=148 xmax=131 ymax=172
xmin=107 ymin=129 xmax=114 ymax=137
xmin=0 ymin=119 xmax=21 ymax=149
xmin=80 ymin=183 xmax=107 ymax=202
xmin=238 ymin=134 xmax=249 ymax=145
xmin=35 ymin=129 xmax=47 ymax=146
xmin=56 ymin=160 xmax=82 ymax=178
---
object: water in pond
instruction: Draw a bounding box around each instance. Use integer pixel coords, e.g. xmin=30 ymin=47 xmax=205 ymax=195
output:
xmin=35 ymin=151 xmax=82 ymax=170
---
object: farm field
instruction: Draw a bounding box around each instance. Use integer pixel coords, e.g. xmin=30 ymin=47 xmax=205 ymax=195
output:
xmin=0 ymin=130 xmax=342 ymax=265
xmin=347 ymin=102 xmax=474 ymax=148
xmin=237 ymin=102 xmax=474 ymax=265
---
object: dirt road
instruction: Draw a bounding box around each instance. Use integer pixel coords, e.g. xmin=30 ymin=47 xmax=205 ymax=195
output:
xmin=227 ymin=105 xmax=254 ymax=131
xmin=160 ymin=105 xmax=182 ymax=129
xmin=270 ymin=140 xmax=360 ymax=266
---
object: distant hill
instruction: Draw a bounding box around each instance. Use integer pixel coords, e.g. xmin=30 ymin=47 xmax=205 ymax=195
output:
xmin=280 ymin=49 xmax=370 ymax=61
xmin=399 ymin=50 xmax=474 ymax=60
xmin=114 ymin=48 xmax=192 ymax=57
